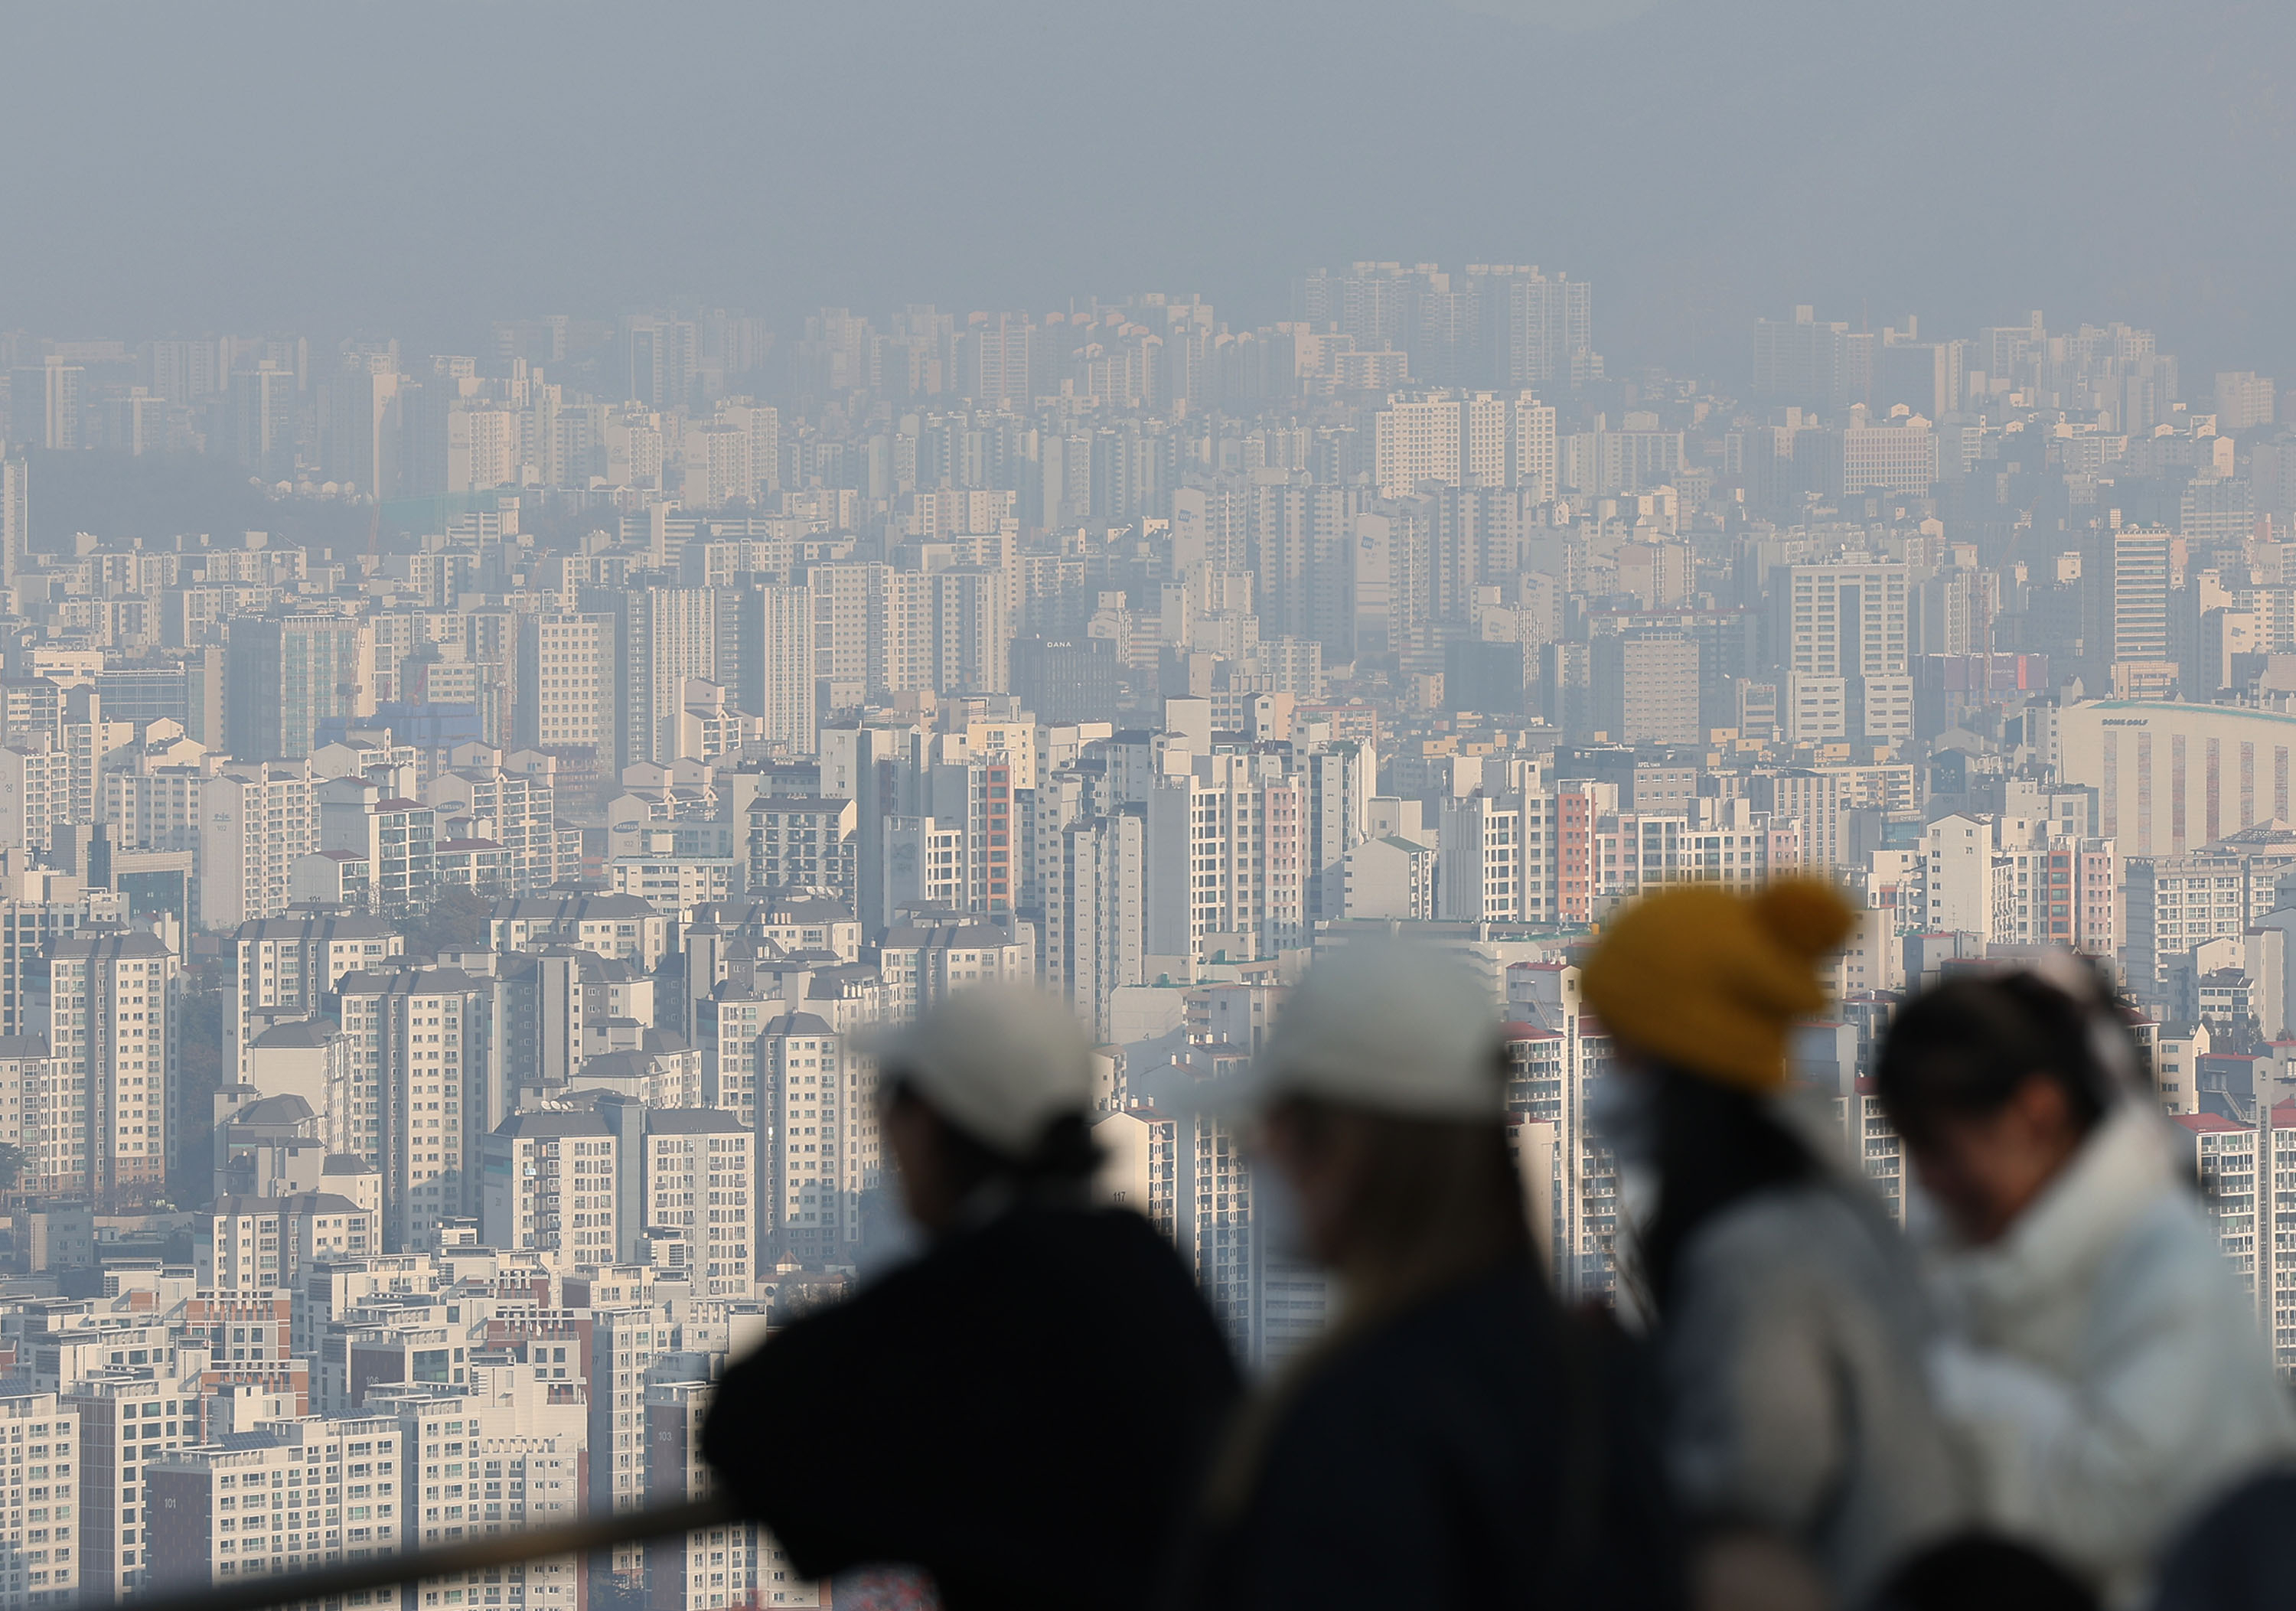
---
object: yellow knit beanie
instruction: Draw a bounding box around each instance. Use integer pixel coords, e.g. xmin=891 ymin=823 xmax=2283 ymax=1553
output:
xmin=1580 ymin=879 xmax=1857 ymax=1093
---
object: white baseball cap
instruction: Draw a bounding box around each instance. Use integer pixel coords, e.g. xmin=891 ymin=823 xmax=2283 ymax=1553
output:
xmin=869 ymin=983 xmax=1097 ymax=1158
xmin=1251 ymin=941 xmax=1507 ymax=1120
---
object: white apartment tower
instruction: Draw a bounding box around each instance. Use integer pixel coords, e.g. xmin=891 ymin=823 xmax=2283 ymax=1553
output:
xmin=199 ymin=761 xmax=318 ymax=929
xmin=514 ymin=613 xmax=614 ymax=757
xmin=334 ymin=966 xmax=490 ymax=1249
xmin=146 ymin=1414 xmax=404 ymax=1603
xmin=641 ymin=1109 xmax=754 ymax=1296
xmin=479 ymin=1110 xmax=621 ymax=1264
xmin=756 ymin=1013 xmax=876 ymax=1264
xmin=0 ymin=1384 xmax=78 ymax=1609
xmin=230 ymin=913 xmax=404 ymax=1081
xmin=46 ymin=931 xmax=175 ymax=1209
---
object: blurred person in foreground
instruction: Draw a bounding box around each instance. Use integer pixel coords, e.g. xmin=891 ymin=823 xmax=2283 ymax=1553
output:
xmin=1581 ymin=880 xmax=1970 ymax=1611
xmin=1171 ymin=941 xmax=1679 ymax=1611
xmin=702 ymin=983 xmax=1241 ymax=1611
xmin=1874 ymin=966 xmax=2296 ymax=1607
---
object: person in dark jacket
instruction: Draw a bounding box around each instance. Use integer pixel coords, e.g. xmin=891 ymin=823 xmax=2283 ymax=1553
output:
xmin=703 ymin=983 xmax=1241 ymax=1611
xmin=1173 ymin=941 xmax=1678 ymax=1611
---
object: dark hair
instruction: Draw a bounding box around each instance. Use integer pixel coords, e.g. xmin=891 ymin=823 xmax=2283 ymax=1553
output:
xmin=1642 ymin=1067 xmax=1818 ymax=1307
xmin=1874 ymin=972 xmax=2122 ymax=1150
xmin=888 ymin=1081 xmax=1102 ymax=1195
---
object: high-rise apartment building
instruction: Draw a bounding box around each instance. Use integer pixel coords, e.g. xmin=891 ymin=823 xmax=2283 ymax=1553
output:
xmin=335 ymin=966 xmax=491 ymax=1249
xmin=721 ymin=580 xmax=815 ymax=753
xmin=637 ymin=1110 xmax=752 ymax=1295
xmin=67 ymin=1366 xmax=200 ymax=1602
xmin=756 ymin=1013 xmax=875 ymax=1264
xmin=2216 ymin=370 xmax=2277 ymax=434
xmin=479 ymin=1110 xmax=620 ymax=1262
xmin=0 ymin=1385 xmax=79 ymax=1609
xmin=1781 ymin=559 xmax=1912 ymax=742
xmin=198 ymin=761 xmax=318 ymax=929
xmin=613 ymin=589 xmax=719 ymax=769
xmin=1143 ymin=752 xmax=1306 ymax=964
xmin=230 ymin=367 xmax=297 ymax=481
xmin=147 ymin=1413 xmax=403 ymax=1603
xmin=325 ymin=356 xmax=400 ymax=496
xmin=47 ymin=931 xmax=175 ymax=1208
xmin=1495 ymin=269 xmax=1593 ymax=387
xmin=229 ymin=912 xmax=403 ymax=1084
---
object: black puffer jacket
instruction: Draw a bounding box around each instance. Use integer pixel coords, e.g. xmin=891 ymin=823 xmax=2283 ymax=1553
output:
xmin=703 ymin=1205 xmax=1241 ymax=1611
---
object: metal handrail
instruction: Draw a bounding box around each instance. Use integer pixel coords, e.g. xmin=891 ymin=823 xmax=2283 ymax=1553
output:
xmin=108 ymin=1495 xmax=742 ymax=1611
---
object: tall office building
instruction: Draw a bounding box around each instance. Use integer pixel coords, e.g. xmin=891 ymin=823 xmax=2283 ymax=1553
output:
xmin=224 ymin=615 xmax=377 ymax=761
xmin=1593 ymin=631 xmax=1702 ymax=745
xmin=0 ymin=456 xmax=24 ymax=589
xmin=325 ymin=355 xmax=400 ymax=495
xmin=2112 ymin=527 xmax=2175 ymax=691
xmin=7 ymin=360 xmax=80 ymax=452
xmin=230 ymin=366 xmax=297 ymax=481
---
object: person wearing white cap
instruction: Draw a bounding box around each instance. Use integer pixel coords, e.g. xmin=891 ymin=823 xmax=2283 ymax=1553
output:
xmin=703 ymin=983 xmax=1238 ymax=1611
xmin=1170 ymin=941 xmax=1678 ymax=1611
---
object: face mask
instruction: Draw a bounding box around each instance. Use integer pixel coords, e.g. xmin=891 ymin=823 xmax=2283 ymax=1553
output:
xmin=1251 ymin=1155 xmax=1309 ymax=1264
xmin=1587 ymin=1071 xmax=1659 ymax=1168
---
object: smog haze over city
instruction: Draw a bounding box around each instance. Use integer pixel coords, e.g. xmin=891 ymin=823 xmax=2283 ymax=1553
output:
xmin=3 ymin=5 xmax=2296 ymax=1611
xmin=8 ymin=2 xmax=2295 ymax=373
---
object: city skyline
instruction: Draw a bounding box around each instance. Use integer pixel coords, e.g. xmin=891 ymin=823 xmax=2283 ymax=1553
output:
xmin=2 ymin=5 xmax=2294 ymax=1606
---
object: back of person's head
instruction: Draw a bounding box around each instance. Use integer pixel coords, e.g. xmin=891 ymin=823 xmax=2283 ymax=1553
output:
xmin=1874 ymin=965 xmax=2128 ymax=1150
xmin=1254 ymin=938 xmax=1507 ymax=1122
xmin=872 ymin=983 xmax=1101 ymax=1186
xmin=1582 ymin=879 xmax=1856 ymax=1094
xmin=1251 ymin=941 xmax=1529 ymax=1293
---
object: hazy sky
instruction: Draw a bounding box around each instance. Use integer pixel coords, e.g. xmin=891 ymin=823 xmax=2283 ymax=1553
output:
xmin=5 ymin=0 xmax=2293 ymax=381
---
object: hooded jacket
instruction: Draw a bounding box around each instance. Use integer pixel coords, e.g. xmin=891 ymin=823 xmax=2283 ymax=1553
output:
xmin=1928 ymin=1099 xmax=2296 ymax=1606
xmin=1658 ymin=1166 xmax=1971 ymax=1606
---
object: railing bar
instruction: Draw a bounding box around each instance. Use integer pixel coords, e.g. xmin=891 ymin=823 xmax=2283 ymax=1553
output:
xmin=99 ymin=1495 xmax=742 ymax=1611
